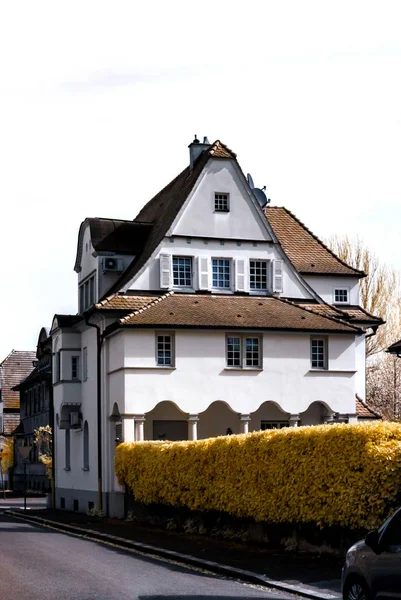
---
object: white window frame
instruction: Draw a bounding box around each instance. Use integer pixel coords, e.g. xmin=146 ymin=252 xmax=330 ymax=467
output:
xmin=79 ymin=273 xmax=96 ymax=312
xmin=172 ymin=256 xmax=193 ymax=289
xmin=333 ymin=287 xmax=350 ymax=304
xmin=310 ymin=337 xmax=328 ymax=370
xmin=211 ymin=258 xmax=232 ymax=291
xmin=83 ymin=347 xmax=88 ymax=381
xmin=214 ymin=192 xmax=230 ymax=213
xmin=155 ymin=332 xmax=175 ymax=368
xmin=249 ymin=259 xmax=270 ymax=292
xmin=225 ymin=334 xmax=263 ymax=370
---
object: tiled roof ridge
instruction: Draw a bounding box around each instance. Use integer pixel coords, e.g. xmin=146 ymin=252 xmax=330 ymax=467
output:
xmin=266 ymin=206 xmax=366 ymax=277
xmin=119 ymin=292 xmax=174 ymax=324
xmin=355 ymin=394 xmax=382 ymax=419
xmin=208 ymin=140 xmax=237 ymax=159
xmin=278 ymin=296 xmax=362 ymax=332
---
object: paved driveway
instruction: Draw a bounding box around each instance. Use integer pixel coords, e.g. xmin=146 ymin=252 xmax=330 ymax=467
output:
xmin=0 ymin=514 xmax=294 ymax=600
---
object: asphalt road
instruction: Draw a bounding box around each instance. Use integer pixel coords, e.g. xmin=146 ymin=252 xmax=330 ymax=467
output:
xmin=0 ymin=513 xmax=294 ymax=600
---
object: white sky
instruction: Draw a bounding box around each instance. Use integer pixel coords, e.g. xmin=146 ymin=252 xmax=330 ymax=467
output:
xmin=1 ymin=0 xmax=400 ymax=359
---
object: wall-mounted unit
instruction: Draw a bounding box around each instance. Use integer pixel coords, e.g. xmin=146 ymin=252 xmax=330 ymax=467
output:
xmin=101 ymin=257 xmax=123 ymax=273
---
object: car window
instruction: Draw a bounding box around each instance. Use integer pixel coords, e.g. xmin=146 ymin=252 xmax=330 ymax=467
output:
xmin=380 ymin=510 xmax=401 ymax=552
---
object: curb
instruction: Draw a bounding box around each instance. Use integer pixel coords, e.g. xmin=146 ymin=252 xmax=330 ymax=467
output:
xmin=5 ymin=510 xmax=341 ymax=600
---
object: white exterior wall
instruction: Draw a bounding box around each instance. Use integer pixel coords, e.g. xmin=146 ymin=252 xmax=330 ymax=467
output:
xmin=303 ymin=276 xmax=360 ymax=305
xmin=107 ymin=329 xmax=357 ymax=424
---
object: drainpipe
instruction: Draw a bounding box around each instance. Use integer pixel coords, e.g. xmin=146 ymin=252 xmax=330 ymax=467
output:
xmin=84 ymin=314 xmax=103 ymax=513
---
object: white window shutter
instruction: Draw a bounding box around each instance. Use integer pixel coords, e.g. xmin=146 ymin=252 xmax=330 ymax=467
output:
xmin=273 ymin=259 xmax=283 ymax=293
xmin=197 ymin=256 xmax=210 ymax=291
xmin=159 ymin=254 xmax=172 ymax=289
xmin=235 ymin=258 xmax=247 ymax=292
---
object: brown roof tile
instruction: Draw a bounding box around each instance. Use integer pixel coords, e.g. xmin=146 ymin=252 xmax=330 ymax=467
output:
xmin=4 ymin=412 xmax=21 ymax=435
xmin=117 ymin=293 xmax=361 ymax=332
xmin=95 ymin=294 xmax=160 ymax=311
xmin=265 ymin=207 xmax=365 ymax=277
xmin=0 ymin=350 xmax=36 ymax=411
xmin=342 ymin=306 xmax=384 ymax=324
xmin=356 ymin=395 xmax=382 ymax=419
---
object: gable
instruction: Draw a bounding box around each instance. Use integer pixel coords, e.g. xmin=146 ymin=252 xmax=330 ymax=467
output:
xmin=172 ymin=159 xmax=272 ymax=241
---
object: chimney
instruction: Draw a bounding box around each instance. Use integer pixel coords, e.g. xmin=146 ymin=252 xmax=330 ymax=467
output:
xmin=188 ymin=135 xmax=211 ymax=169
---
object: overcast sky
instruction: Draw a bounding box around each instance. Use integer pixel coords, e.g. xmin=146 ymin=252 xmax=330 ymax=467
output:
xmin=1 ymin=1 xmax=400 ymax=359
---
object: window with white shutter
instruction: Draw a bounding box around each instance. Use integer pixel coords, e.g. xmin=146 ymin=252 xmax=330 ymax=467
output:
xmin=197 ymin=256 xmax=210 ymax=290
xmin=235 ymin=258 xmax=247 ymax=292
xmin=159 ymin=254 xmax=172 ymax=289
xmin=273 ymin=260 xmax=283 ymax=293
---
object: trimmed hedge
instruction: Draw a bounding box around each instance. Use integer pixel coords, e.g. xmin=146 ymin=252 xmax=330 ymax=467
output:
xmin=115 ymin=422 xmax=401 ymax=529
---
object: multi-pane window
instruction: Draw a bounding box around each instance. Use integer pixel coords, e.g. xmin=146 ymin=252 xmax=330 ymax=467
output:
xmin=311 ymin=338 xmax=327 ymax=369
xmin=71 ymin=356 xmax=79 ymax=380
xmin=79 ymin=274 xmax=96 ymax=312
xmin=55 ymin=352 xmax=61 ymax=383
xmin=334 ymin=288 xmax=349 ymax=304
xmin=214 ymin=193 xmax=229 ymax=212
xmin=226 ymin=335 xmax=262 ymax=369
xmin=172 ymin=257 xmax=192 ymax=287
xmin=156 ymin=334 xmax=174 ymax=367
xmin=226 ymin=337 xmax=241 ymax=367
xmin=250 ymin=260 xmax=268 ymax=291
xmin=212 ymin=259 xmax=231 ymax=289
xmin=261 ymin=421 xmax=289 ymax=430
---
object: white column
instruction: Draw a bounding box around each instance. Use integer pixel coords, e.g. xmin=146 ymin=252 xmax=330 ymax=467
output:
xmin=122 ymin=416 xmax=135 ymax=442
xmin=134 ymin=415 xmax=146 ymax=441
xmin=239 ymin=414 xmax=251 ymax=434
xmin=289 ymin=414 xmax=300 ymax=427
xmin=188 ymin=415 xmax=199 ymax=441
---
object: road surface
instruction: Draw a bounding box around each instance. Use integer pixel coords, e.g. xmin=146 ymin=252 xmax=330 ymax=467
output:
xmin=0 ymin=513 xmax=293 ymax=600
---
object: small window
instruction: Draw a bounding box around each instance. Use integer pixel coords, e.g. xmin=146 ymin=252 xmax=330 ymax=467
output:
xmin=55 ymin=352 xmax=61 ymax=383
xmin=71 ymin=356 xmax=80 ymax=380
xmin=156 ymin=334 xmax=175 ymax=367
xmin=172 ymin=257 xmax=192 ymax=288
xmin=83 ymin=421 xmax=89 ymax=470
xmin=226 ymin=335 xmax=262 ymax=369
xmin=250 ymin=260 xmax=269 ymax=291
xmin=261 ymin=421 xmax=289 ymax=430
xmin=214 ymin=193 xmax=229 ymax=212
xmin=83 ymin=347 xmax=88 ymax=381
xmin=334 ymin=288 xmax=349 ymax=304
xmin=212 ymin=258 xmax=231 ymax=289
xmin=65 ymin=430 xmax=71 ymax=470
xmin=60 ymin=497 xmax=65 ymax=509
xmin=311 ymin=338 xmax=328 ymax=369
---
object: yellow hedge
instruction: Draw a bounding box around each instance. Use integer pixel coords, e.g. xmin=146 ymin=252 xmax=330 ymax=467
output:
xmin=115 ymin=422 xmax=401 ymax=529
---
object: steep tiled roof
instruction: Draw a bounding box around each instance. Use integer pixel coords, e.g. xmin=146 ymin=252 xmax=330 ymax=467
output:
xmin=117 ymin=293 xmax=361 ymax=333
xmin=0 ymin=350 xmax=36 ymax=410
xmin=356 ymin=395 xmax=382 ymax=419
xmin=95 ymin=294 xmax=159 ymax=311
xmin=343 ymin=306 xmax=384 ymax=325
xmin=296 ymin=303 xmax=345 ymax=319
xmin=265 ymin=207 xmax=365 ymax=277
xmin=103 ymin=141 xmax=237 ymax=298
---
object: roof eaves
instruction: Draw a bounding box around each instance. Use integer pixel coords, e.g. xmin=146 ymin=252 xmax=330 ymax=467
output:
xmin=278 ymin=297 xmax=363 ymax=333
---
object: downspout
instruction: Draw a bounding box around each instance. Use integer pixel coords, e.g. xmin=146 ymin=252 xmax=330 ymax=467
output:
xmin=84 ymin=314 xmax=104 ymax=513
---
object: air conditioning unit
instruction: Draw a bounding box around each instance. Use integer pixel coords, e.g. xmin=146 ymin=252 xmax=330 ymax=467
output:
xmin=102 ymin=257 xmax=123 ymax=273
xmin=69 ymin=412 xmax=81 ymax=429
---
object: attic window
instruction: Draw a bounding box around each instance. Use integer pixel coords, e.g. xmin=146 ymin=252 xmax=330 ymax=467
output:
xmin=334 ymin=288 xmax=349 ymax=304
xmin=214 ymin=193 xmax=229 ymax=212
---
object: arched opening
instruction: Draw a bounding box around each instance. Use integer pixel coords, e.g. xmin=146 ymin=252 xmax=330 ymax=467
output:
xmin=83 ymin=421 xmax=89 ymax=470
xmin=299 ymin=401 xmax=332 ymax=426
xmin=145 ymin=401 xmax=188 ymax=441
xmin=249 ymin=401 xmax=291 ymax=431
xmin=198 ymin=401 xmax=239 ymax=439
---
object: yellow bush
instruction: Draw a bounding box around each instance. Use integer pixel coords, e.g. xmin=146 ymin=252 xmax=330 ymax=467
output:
xmin=115 ymin=422 xmax=401 ymax=529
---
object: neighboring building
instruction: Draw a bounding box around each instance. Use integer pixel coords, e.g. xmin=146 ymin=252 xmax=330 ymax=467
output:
xmin=0 ymin=350 xmax=36 ymax=438
xmin=12 ymin=328 xmax=52 ymax=493
xmin=51 ymin=137 xmax=383 ymax=516
xmin=355 ymin=395 xmax=382 ymax=421
xmin=387 ymin=339 xmax=401 ymax=358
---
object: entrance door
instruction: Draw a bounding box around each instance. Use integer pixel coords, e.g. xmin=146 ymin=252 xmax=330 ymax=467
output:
xmin=153 ymin=420 xmax=187 ymax=441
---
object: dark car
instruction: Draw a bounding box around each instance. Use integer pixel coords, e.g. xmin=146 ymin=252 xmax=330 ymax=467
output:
xmin=342 ymin=507 xmax=401 ymax=600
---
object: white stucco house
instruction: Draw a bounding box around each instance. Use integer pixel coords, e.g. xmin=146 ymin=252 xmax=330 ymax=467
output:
xmin=51 ymin=137 xmax=382 ymax=516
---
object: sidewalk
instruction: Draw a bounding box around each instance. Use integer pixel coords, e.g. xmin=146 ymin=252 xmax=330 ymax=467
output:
xmin=10 ymin=508 xmax=343 ymax=598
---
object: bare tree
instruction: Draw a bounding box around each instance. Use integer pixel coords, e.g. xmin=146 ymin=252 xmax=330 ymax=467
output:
xmin=326 ymin=235 xmax=401 ymax=357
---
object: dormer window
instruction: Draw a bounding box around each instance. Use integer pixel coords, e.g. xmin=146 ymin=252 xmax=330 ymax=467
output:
xmin=334 ymin=288 xmax=349 ymax=304
xmin=214 ymin=193 xmax=229 ymax=212
xmin=79 ymin=274 xmax=96 ymax=312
